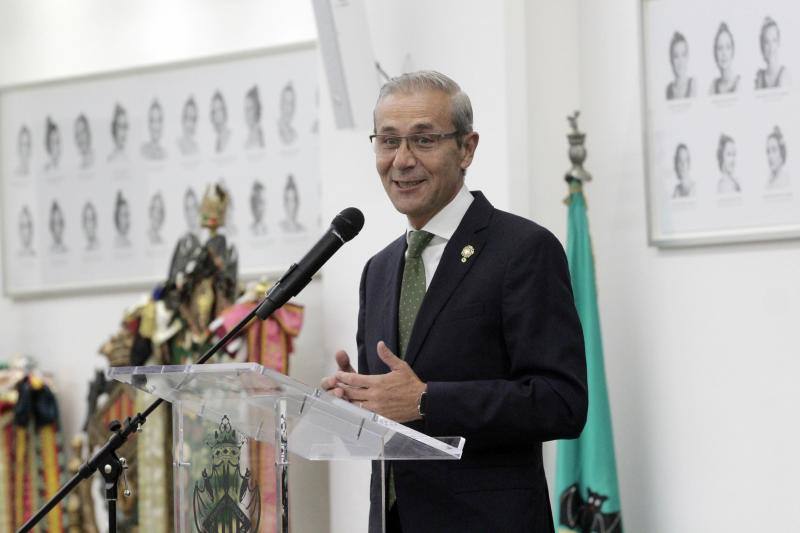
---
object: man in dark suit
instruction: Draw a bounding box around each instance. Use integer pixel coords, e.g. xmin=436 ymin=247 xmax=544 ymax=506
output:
xmin=321 ymin=71 xmax=587 ymax=532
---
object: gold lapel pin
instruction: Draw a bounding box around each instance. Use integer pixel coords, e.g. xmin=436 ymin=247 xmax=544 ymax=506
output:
xmin=460 ymin=245 xmax=475 ymax=263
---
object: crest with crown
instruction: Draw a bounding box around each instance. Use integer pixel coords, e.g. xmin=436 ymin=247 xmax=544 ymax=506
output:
xmin=206 ymin=415 xmax=243 ymax=465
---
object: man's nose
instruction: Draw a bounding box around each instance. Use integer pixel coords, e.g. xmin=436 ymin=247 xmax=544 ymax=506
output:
xmin=392 ymin=139 xmax=417 ymax=169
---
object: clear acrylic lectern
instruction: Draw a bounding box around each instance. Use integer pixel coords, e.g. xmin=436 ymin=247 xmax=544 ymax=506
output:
xmin=109 ymin=362 xmax=464 ymax=532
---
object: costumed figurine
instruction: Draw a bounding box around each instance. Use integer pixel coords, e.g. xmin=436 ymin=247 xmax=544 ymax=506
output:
xmin=163 ymin=183 xmax=239 ymax=364
xmin=0 ymin=356 xmax=68 ymax=532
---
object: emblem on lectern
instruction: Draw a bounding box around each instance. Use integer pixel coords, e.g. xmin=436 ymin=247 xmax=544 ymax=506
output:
xmin=192 ymin=415 xmax=261 ymax=532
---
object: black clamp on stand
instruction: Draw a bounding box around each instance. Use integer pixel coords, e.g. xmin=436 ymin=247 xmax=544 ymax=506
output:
xmin=97 ymin=418 xmax=135 ymax=532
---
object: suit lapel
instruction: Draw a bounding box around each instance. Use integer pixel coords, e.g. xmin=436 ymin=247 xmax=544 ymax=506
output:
xmin=375 ymin=235 xmax=406 ymax=374
xmin=404 ymin=192 xmax=494 ymax=368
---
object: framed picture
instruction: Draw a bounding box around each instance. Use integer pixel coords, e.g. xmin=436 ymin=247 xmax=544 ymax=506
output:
xmin=1 ymin=42 xmax=320 ymax=296
xmin=641 ymin=0 xmax=800 ymax=247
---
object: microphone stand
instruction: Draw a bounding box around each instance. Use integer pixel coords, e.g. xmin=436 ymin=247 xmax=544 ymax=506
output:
xmin=17 ymin=303 xmax=263 ymax=533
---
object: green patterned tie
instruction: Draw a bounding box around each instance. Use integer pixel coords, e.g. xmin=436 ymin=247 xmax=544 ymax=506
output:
xmin=388 ymin=230 xmax=433 ymax=512
xmin=398 ymin=230 xmax=434 ymax=358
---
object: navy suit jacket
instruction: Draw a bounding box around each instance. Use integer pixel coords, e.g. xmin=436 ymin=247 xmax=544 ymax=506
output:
xmin=359 ymin=191 xmax=587 ymax=533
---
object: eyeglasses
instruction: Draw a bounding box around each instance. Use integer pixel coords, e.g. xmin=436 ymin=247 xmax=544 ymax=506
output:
xmin=369 ymin=131 xmax=460 ymax=156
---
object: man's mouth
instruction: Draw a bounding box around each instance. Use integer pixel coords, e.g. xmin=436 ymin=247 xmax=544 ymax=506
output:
xmin=393 ymin=179 xmax=425 ymax=189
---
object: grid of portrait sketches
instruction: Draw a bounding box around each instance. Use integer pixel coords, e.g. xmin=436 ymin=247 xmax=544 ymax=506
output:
xmin=1 ymin=44 xmax=320 ymax=296
xmin=643 ymin=0 xmax=800 ymax=247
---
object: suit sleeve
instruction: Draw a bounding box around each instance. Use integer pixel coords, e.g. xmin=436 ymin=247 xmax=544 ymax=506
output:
xmin=422 ymin=229 xmax=588 ymax=444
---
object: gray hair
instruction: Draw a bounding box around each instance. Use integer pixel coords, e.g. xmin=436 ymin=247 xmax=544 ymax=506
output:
xmin=374 ymin=70 xmax=474 ymax=140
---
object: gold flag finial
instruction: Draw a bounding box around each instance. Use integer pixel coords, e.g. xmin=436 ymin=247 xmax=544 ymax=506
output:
xmin=565 ymin=111 xmax=592 ymax=184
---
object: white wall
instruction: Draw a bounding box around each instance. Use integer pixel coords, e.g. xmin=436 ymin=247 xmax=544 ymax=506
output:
xmin=527 ymin=1 xmax=800 ymax=531
xmin=524 ymin=0 xmax=584 ymax=510
xmin=0 ymin=1 xmax=330 ymax=531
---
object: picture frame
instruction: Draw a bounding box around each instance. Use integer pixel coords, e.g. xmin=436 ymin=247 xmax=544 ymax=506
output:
xmin=641 ymin=0 xmax=800 ymax=247
xmin=1 ymin=41 xmax=320 ymax=297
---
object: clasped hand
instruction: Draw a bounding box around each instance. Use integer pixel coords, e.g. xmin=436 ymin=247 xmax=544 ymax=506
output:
xmin=319 ymin=341 xmax=426 ymax=423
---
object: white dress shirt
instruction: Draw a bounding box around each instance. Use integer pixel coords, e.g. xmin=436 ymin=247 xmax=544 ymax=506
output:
xmin=405 ymin=184 xmax=474 ymax=289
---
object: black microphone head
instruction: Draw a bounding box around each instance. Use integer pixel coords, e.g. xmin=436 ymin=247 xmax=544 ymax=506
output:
xmin=332 ymin=207 xmax=364 ymax=242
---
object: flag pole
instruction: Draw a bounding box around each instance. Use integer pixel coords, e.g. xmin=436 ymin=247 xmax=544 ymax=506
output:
xmin=555 ymin=111 xmax=623 ymax=533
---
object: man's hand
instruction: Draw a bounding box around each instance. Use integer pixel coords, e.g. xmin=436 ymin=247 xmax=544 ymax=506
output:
xmin=335 ymin=341 xmax=426 ymax=423
xmin=319 ymin=350 xmax=355 ymax=399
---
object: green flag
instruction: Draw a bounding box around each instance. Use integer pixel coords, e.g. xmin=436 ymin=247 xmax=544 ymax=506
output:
xmin=555 ymin=183 xmax=622 ymax=532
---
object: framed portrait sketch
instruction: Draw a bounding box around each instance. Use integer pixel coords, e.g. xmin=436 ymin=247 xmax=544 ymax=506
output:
xmin=1 ymin=42 xmax=320 ymax=296
xmin=642 ymin=0 xmax=800 ymax=247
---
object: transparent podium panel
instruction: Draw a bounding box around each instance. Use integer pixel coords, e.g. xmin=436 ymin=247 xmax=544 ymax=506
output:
xmin=109 ymin=362 xmax=464 ymax=532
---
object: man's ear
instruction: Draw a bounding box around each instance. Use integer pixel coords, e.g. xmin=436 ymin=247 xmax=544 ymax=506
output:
xmin=460 ymin=131 xmax=480 ymax=170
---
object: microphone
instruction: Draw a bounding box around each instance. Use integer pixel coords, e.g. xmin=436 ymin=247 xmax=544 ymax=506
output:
xmin=255 ymin=207 xmax=364 ymax=320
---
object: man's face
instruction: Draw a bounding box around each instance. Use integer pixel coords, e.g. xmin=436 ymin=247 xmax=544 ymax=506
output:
xmin=150 ymin=195 xmax=165 ymax=229
xmin=280 ymin=87 xmax=296 ymax=120
xmin=19 ymin=208 xmax=33 ymax=247
xmin=251 ymin=187 xmax=265 ymax=221
xmin=18 ymin=128 xmax=31 ymax=159
xmin=83 ymin=205 xmax=97 ymax=240
xmin=211 ymin=96 xmax=226 ymax=132
xmin=75 ymin=118 xmax=90 ymax=154
xmin=284 ymin=185 xmax=299 ymax=220
xmin=676 ymin=146 xmax=690 ymax=180
xmin=183 ymin=101 xmax=198 ymax=136
xmin=245 ymin=95 xmax=258 ymax=127
xmin=51 ymin=204 xmax=64 ymax=243
xmin=117 ymin=202 xmax=130 ymax=235
xmin=48 ymin=128 xmax=61 ymax=162
xmin=185 ymin=190 xmax=200 ymax=230
xmin=373 ymin=90 xmax=478 ymax=229
xmin=114 ymin=111 xmax=129 ymax=149
xmin=148 ymin=104 xmax=163 ymax=142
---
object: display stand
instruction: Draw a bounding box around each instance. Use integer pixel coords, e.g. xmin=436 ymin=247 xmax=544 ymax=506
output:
xmin=110 ymin=362 xmax=464 ymax=532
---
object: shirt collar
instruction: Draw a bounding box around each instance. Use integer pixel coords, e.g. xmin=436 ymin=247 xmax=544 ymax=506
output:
xmin=406 ymin=184 xmax=474 ymax=243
